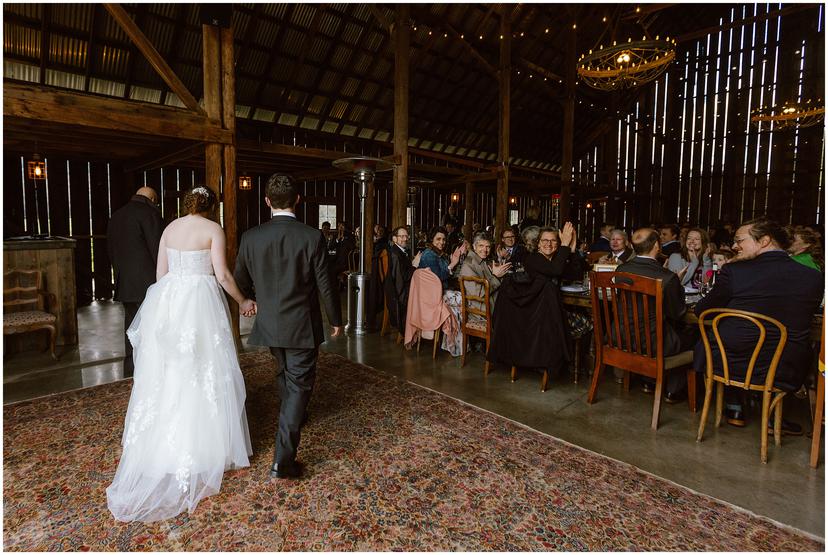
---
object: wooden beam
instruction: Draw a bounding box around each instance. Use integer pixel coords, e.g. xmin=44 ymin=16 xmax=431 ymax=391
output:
xmin=4 ymin=82 xmax=232 ymax=143
xmin=410 ymin=6 xmax=497 ymax=76
xmin=294 ymin=167 xmax=350 ymax=181
xmin=495 ymin=10 xmax=510 ymax=240
xmin=392 ymin=4 xmax=410 ymax=232
xmin=368 ymin=4 xmax=392 ymax=32
xmin=220 ymin=24 xmax=239 ymax=339
xmin=516 ymin=58 xmax=564 ymax=84
xmin=621 ymin=4 xmax=678 ymax=20
xmin=103 ymin=3 xmax=206 ymax=116
xmin=463 ymin=180 xmax=475 ymax=238
xmin=125 ymin=143 xmax=204 ymax=173
xmin=202 ymin=23 xmax=222 ymax=207
xmin=559 ymin=25 xmax=576 ymax=224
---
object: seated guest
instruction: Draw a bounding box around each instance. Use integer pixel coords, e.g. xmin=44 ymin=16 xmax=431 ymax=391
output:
xmin=384 ymin=226 xmax=415 ymax=333
xmin=471 ymin=222 xmax=482 ymax=234
xmin=373 ymin=224 xmax=389 ymax=255
xmin=520 ymin=226 xmax=541 ymax=258
xmin=445 ymin=221 xmax=462 ymax=253
xmin=666 ymin=227 xmax=712 ymax=288
xmin=519 ymin=206 xmax=542 ymax=231
xmin=496 ymin=228 xmax=526 ymax=265
xmin=788 ymin=226 xmax=822 ymax=271
xmin=441 ymin=205 xmax=460 ymax=228
xmin=617 ymin=229 xmax=699 ymax=401
xmin=659 ymin=224 xmax=682 ymax=257
xmin=488 ymin=223 xmax=581 ymax=377
xmin=693 ymin=217 xmax=823 ymax=430
xmin=418 ymin=226 xmax=466 ymax=290
xmin=332 ymin=221 xmax=357 ymax=283
xmin=588 ymin=223 xmax=613 ymax=253
xmin=598 ymin=229 xmax=635 ymax=264
xmin=460 ymin=232 xmax=511 ymax=325
xmin=414 ymin=230 xmax=428 ymax=253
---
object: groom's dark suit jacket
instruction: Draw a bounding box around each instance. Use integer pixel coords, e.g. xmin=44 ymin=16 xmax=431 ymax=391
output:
xmin=234 ymin=215 xmax=342 ymax=349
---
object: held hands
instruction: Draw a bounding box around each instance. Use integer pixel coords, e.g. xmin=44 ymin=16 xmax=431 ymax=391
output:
xmin=412 ymin=251 xmax=422 ymax=267
xmin=330 ymin=325 xmax=343 ymax=338
xmin=239 ymin=298 xmax=257 ymax=317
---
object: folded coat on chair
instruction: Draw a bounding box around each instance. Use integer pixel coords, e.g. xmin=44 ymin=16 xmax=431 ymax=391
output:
xmin=404 ymin=268 xmax=459 ymax=349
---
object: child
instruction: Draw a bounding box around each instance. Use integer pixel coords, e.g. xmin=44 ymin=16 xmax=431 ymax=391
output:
xmin=705 ymin=250 xmax=732 ymax=281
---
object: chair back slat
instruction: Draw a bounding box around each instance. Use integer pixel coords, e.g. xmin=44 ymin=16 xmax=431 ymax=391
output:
xmin=642 ymin=294 xmax=652 ymax=357
xmin=377 ymin=249 xmax=389 ymax=282
xmin=589 ymin=271 xmax=665 ymax=377
xmin=4 ymin=270 xmax=44 ymax=312
xmin=459 ymin=275 xmax=491 ymax=333
xmin=697 ymin=309 xmax=787 ymax=389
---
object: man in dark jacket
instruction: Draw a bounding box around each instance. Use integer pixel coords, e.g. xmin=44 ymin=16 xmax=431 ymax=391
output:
xmin=384 ymin=226 xmax=414 ymax=333
xmin=588 ymin=223 xmax=614 ymax=253
xmin=106 ymin=186 xmax=163 ymax=377
xmin=617 ymin=228 xmax=697 ymax=400
xmin=693 ymin=217 xmax=823 ymax=429
xmin=235 ymin=174 xmax=342 ymax=479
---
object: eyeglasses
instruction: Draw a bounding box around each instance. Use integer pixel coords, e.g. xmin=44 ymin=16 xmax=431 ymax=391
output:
xmin=539 ymin=239 xmax=556 ymax=244
xmin=732 ymin=237 xmax=749 ymax=245
xmin=502 ymin=235 xmax=515 ymax=239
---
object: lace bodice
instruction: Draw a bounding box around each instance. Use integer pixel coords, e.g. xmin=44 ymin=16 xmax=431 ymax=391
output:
xmin=166 ymin=248 xmax=214 ymax=276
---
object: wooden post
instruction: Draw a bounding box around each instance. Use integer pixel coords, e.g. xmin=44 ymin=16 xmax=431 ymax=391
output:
xmin=559 ymin=24 xmax=576 ymax=224
xmin=363 ymin=180 xmax=375 ymax=276
xmin=220 ymin=25 xmax=240 ymax=339
xmin=464 ymin=179 xmax=474 ymax=240
xmin=392 ymin=4 xmax=410 ymax=232
xmin=203 ymin=24 xmax=222 ymax=207
xmin=495 ymin=11 xmax=510 ymax=240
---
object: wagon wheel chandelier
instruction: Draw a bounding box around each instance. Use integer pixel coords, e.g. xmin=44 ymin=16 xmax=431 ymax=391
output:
xmin=577 ymin=37 xmax=676 ymax=91
xmin=751 ymin=99 xmax=825 ymax=129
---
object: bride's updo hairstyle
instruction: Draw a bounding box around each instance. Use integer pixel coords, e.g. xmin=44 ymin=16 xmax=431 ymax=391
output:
xmin=183 ymin=186 xmax=216 ymax=215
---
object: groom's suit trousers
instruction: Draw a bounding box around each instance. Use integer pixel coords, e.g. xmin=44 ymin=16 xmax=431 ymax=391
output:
xmin=269 ymin=346 xmax=318 ymax=466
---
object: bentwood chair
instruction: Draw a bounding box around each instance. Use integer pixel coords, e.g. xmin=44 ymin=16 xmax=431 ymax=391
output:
xmin=587 ymin=271 xmax=696 ymax=430
xmin=810 ymin=316 xmax=824 ymax=469
xmin=695 ymin=308 xmax=788 ymax=464
xmin=377 ymin=249 xmax=394 ymax=338
xmin=459 ymin=276 xmax=491 ymax=373
xmin=3 ymin=270 xmax=59 ymax=360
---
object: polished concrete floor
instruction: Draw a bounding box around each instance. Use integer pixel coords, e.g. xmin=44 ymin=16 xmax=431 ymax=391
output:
xmin=3 ymin=300 xmax=825 ymax=538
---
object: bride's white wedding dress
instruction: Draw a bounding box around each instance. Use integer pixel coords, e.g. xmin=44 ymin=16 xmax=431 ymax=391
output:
xmin=106 ymin=248 xmax=252 ymax=522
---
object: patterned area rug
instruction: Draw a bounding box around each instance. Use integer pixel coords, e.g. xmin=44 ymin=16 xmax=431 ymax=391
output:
xmin=3 ymin=351 xmax=824 ymax=551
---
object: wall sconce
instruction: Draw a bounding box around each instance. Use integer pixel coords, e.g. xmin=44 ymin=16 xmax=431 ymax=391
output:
xmin=585 ymin=202 xmax=593 ymax=209
xmin=509 ymin=196 xmax=518 ymax=205
xmin=27 ymin=153 xmax=47 ymax=181
xmin=238 ymin=173 xmax=253 ymax=190
xmin=450 ymin=192 xmax=461 ymax=203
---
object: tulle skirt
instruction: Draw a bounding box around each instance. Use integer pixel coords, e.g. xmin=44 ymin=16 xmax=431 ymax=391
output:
xmin=106 ymin=273 xmax=252 ymax=522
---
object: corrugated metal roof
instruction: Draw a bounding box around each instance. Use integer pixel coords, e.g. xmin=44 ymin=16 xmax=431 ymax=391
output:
xmin=275 ymin=111 xmax=295 ymax=125
xmin=307 ymin=95 xmax=327 ymax=115
xmin=281 ymin=28 xmax=303 ymax=57
xmin=351 ymin=52 xmax=371 ymax=75
xmin=241 ymin=49 xmax=268 ymax=76
xmin=329 ymin=100 xmax=348 ymax=120
xmin=44 ymin=68 xmax=84 ymax=90
xmin=164 ymin=93 xmax=186 ymax=108
xmin=340 ymin=124 xmax=357 ymax=136
xmin=261 ymin=4 xmax=288 ymax=20
xmin=4 ymin=3 xmax=42 ymax=19
xmin=300 ymin=116 xmax=319 ymax=130
xmin=296 ymin=66 xmax=316 ymax=89
xmin=96 ymin=44 xmax=129 ymax=77
xmin=4 ymin=23 xmax=40 ymax=59
xmin=341 ymin=77 xmax=359 ymax=98
xmin=318 ymin=70 xmax=338 ymax=93
xmin=143 ymin=17 xmax=173 ymax=54
xmin=235 ymin=105 xmax=251 ymax=119
xmin=178 ymin=30 xmax=201 ymax=62
xmin=329 ymin=44 xmax=350 ymax=70
xmin=254 ymin=20 xmax=277 ymax=48
xmin=128 ymin=85 xmax=162 ymax=103
xmin=291 ymin=4 xmax=316 ymax=28
xmin=88 ymin=77 xmax=125 ymax=97
xmin=308 ymin=38 xmax=329 ymax=64
xmin=49 ymin=34 xmax=87 ymax=68
xmin=51 ymin=3 xmax=93 ymax=31
xmin=4 ymin=60 xmax=40 ymax=82
xmin=321 ymin=120 xmax=338 ymax=134
xmin=340 ymin=22 xmax=362 ymax=45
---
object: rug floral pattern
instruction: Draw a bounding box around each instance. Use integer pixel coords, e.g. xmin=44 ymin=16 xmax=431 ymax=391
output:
xmin=3 ymin=351 xmax=824 ymax=551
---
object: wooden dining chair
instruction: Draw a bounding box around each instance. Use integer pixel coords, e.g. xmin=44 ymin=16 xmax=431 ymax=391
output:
xmin=586 ymin=251 xmax=610 ymax=265
xmin=811 ymin=316 xmax=825 ymax=469
xmin=695 ymin=308 xmax=788 ymax=464
xmin=459 ymin=276 xmax=491 ymax=374
xmin=377 ymin=249 xmax=393 ymax=337
xmin=3 ymin=270 xmax=59 ymax=360
xmin=586 ymin=271 xmax=696 ymax=430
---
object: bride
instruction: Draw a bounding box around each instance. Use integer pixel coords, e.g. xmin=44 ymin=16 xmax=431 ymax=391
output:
xmin=106 ymin=186 xmax=256 ymax=522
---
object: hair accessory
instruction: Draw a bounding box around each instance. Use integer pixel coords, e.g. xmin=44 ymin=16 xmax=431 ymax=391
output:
xmin=192 ymin=186 xmax=210 ymax=197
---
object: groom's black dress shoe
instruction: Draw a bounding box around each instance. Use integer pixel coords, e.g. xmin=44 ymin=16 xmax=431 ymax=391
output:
xmin=269 ymin=461 xmax=303 ymax=479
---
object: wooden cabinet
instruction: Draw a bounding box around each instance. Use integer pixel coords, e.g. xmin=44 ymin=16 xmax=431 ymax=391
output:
xmin=4 ymin=237 xmax=77 ymax=353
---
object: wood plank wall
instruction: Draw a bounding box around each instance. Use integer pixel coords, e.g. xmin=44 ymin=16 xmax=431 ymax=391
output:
xmin=573 ymin=4 xmax=825 ymax=243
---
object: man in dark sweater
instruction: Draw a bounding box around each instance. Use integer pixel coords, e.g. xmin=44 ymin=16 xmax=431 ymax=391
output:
xmin=106 ymin=186 xmax=163 ymax=377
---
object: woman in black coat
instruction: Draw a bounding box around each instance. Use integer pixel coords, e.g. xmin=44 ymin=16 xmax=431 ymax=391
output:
xmin=487 ymin=223 xmax=582 ymax=375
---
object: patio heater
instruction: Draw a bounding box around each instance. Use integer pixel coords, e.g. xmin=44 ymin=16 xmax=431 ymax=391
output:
xmin=332 ymin=156 xmax=393 ymax=335
xmin=407 ymin=178 xmax=434 ymax=253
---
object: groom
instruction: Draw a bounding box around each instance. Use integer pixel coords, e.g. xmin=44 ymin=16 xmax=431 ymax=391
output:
xmin=234 ymin=173 xmax=343 ymax=479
